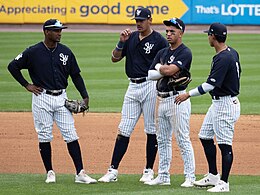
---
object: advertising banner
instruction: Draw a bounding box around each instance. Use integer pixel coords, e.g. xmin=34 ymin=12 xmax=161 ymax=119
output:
xmin=0 ymin=0 xmax=259 ymax=25
xmin=182 ymin=0 xmax=260 ymax=25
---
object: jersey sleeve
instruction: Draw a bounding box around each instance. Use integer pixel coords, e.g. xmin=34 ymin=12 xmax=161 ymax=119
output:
xmin=69 ymin=52 xmax=89 ymax=98
xmin=206 ymin=55 xmax=230 ymax=88
xmin=69 ymin=52 xmax=81 ymax=75
xmin=9 ymin=48 xmax=31 ymax=69
xmin=172 ymin=48 xmax=192 ymax=70
xmin=7 ymin=48 xmax=31 ymax=86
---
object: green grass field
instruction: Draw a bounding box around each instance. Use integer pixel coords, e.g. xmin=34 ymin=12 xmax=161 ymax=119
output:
xmin=0 ymin=174 xmax=259 ymax=195
xmin=0 ymin=32 xmax=259 ymax=114
xmin=0 ymin=32 xmax=259 ymax=194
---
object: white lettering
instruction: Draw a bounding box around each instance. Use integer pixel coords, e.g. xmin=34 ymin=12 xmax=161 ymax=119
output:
xmin=230 ymin=4 xmax=239 ymax=16
xmin=195 ymin=5 xmax=219 ymax=14
xmin=244 ymin=4 xmax=254 ymax=16
xmin=256 ymin=5 xmax=260 ymax=16
xmin=221 ymin=4 xmax=260 ymax=16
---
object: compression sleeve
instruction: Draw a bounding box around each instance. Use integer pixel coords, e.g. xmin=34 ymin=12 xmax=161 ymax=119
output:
xmin=189 ymin=82 xmax=215 ymax=97
xmin=147 ymin=70 xmax=163 ymax=80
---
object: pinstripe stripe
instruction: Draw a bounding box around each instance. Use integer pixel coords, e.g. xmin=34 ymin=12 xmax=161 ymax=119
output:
xmin=156 ymin=90 xmax=195 ymax=181
xmin=199 ymin=96 xmax=240 ymax=145
xmin=118 ymin=80 xmax=157 ymax=137
xmin=32 ymin=91 xmax=78 ymax=143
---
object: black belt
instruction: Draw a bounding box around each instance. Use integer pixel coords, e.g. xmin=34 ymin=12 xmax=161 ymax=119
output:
xmin=46 ymin=90 xmax=63 ymax=96
xmin=130 ymin=78 xmax=147 ymax=84
xmin=212 ymin=95 xmax=236 ymax=100
xmin=157 ymin=91 xmax=178 ymax=98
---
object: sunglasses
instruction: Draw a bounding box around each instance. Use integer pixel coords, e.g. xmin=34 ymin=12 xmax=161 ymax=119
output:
xmin=169 ymin=18 xmax=183 ymax=31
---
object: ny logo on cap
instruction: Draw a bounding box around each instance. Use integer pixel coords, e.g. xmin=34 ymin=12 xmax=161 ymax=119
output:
xmin=54 ymin=20 xmax=62 ymax=27
xmin=136 ymin=10 xmax=141 ymax=16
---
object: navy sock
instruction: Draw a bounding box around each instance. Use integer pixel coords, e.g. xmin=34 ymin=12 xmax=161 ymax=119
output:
xmin=146 ymin=134 xmax=158 ymax=169
xmin=67 ymin=140 xmax=83 ymax=175
xmin=39 ymin=142 xmax=53 ymax=172
xmin=111 ymin=135 xmax=130 ymax=169
xmin=200 ymin=138 xmax=218 ymax=175
xmin=218 ymin=144 xmax=233 ymax=183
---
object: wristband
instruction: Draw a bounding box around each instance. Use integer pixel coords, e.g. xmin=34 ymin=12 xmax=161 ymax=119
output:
xmin=115 ymin=41 xmax=125 ymax=51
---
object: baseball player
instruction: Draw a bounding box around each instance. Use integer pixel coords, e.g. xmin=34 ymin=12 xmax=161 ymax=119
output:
xmin=144 ymin=18 xmax=195 ymax=187
xmin=98 ymin=8 xmax=168 ymax=183
xmin=175 ymin=23 xmax=241 ymax=192
xmin=7 ymin=19 xmax=97 ymax=184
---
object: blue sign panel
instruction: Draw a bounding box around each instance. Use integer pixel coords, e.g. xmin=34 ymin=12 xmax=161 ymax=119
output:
xmin=181 ymin=0 xmax=260 ymax=25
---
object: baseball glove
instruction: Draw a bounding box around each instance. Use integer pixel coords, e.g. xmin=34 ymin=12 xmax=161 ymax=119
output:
xmin=64 ymin=99 xmax=89 ymax=114
xmin=167 ymin=68 xmax=192 ymax=87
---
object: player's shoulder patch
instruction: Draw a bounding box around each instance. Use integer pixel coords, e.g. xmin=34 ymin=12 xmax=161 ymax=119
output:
xmin=210 ymin=78 xmax=216 ymax=83
xmin=15 ymin=53 xmax=23 ymax=60
xmin=177 ymin=61 xmax=183 ymax=65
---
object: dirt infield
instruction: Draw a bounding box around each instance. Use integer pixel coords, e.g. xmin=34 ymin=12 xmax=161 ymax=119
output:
xmin=0 ymin=112 xmax=259 ymax=176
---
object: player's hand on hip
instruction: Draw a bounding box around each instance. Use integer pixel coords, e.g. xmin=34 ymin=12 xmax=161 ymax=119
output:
xmin=174 ymin=93 xmax=190 ymax=105
xmin=25 ymin=84 xmax=43 ymax=96
xmin=120 ymin=28 xmax=132 ymax=42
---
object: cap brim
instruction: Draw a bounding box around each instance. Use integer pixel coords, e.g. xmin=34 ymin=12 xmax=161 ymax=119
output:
xmin=163 ymin=20 xmax=174 ymax=26
xmin=203 ymin=30 xmax=209 ymax=33
xmin=44 ymin=26 xmax=67 ymax=30
xmin=131 ymin=17 xmax=147 ymax=20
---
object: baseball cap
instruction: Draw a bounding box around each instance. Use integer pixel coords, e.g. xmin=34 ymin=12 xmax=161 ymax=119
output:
xmin=204 ymin=23 xmax=227 ymax=37
xmin=43 ymin=19 xmax=67 ymax=30
xmin=163 ymin=18 xmax=185 ymax=32
xmin=132 ymin=8 xmax=151 ymax=20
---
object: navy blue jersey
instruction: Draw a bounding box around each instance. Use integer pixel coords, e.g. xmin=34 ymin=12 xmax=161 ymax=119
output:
xmin=9 ymin=42 xmax=79 ymax=88
xmin=150 ymin=43 xmax=192 ymax=92
xmin=207 ymin=47 xmax=241 ymax=97
xmin=8 ymin=42 xmax=88 ymax=98
xmin=121 ymin=30 xmax=168 ymax=78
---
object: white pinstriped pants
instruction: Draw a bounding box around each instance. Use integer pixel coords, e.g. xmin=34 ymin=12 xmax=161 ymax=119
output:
xmin=156 ymin=90 xmax=195 ymax=182
xmin=32 ymin=90 xmax=79 ymax=143
xmin=118 ymin=80 xmax=157 ymax=137
xmin=199 ymin=96 xmax=240 ymax=145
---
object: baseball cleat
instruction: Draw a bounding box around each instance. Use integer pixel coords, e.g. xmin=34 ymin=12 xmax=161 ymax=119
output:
xmin=75 ymin=169 xmax=97 ymax=184
xmin=207 ymin=180 xmax=229 ymax=192
xmin=144 ymin=176 xmax=171 ymax=186
xmin=98 ymin=167 xmax=118 ymax=183
xmin=45 ymin=170 xmax=56 ymax=183
xmin=180 ymin=178 xmax=195 ymax=188
xmin=139 ymin=168 xmax=154 ymax=182
xmin=193 ymin=173 xmax=220 ymax=187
